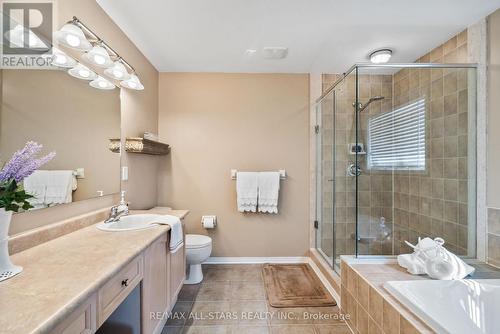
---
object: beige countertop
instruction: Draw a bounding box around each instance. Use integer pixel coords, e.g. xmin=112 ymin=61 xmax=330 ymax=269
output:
xmin=0 ymin=209 xmax=188 ymax=334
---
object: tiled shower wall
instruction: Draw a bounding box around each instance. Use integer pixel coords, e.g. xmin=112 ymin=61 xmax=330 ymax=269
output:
xmin=392 ymin=30 xmax=470 ymax=255
xmin=320 ymin=74 xmax=394 ymax=259
xmin=319 ymin=29 xmax=473 ymax=258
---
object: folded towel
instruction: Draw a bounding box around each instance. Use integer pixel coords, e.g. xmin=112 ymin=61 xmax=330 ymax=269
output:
xmin=257 ymin=172 xmax=280 ymax=214
xmin=149 ymin=214 xmax=184 ymax=251
xmin=44 ymin=171 xmax=76 ymax=205
xmin=236 ymin=172 xmax=258 ymax=212
xmin=397 ymin=237 xmax=475 ymax=280
xmin=24 ymin=170 xmax=76 ymax=206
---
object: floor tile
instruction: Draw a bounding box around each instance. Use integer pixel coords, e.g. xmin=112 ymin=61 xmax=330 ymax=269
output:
xmin=269 ymin=325 xmax=316 ymax=334
xmin=228 ymin=325 xmax=270 ymax=334
xmin=189 ymin=301 xmax=234 ymax=326
xmin=177 ymin=284 xmax=201 ymax=301
xmin=166 ymin=302 xmax=193 ymax=327
xmin=161 ymin=326 xmax=184 ymax=334
xmin=230 ymin=300 xmax=269 ymax=326
xmin=183 ymin=325 xmax=230 ymax=334
xmin=230 ymin=282 xmax=266 ymax=300
xmin=267 ymin=306 xmax=314 ymax=325
xmin=315 ymin=324 xmax=353 ymax=334
xmin=197 ymin=282 xmax=232 ymax=301
xmin=163 ymin=264 xmax=344 ymax=334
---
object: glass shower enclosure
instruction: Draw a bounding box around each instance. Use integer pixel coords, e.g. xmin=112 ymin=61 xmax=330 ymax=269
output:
xmin=314 ymin=64 xmax=477 ymax=274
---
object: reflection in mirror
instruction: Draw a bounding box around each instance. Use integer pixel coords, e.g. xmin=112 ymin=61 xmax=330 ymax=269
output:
xmin=0 ymin=68 xmax=121 ymax=212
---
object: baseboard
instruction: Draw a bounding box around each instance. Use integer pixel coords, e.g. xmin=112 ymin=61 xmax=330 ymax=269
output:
xmin=202 ymin=256 xmax=340 ymax=305
xmin=204 ymin=256 xmax=310 ymax=264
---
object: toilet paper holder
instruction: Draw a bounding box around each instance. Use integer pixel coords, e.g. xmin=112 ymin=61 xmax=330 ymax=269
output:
xmin=201 ymin=215 xmax=217 ymax=228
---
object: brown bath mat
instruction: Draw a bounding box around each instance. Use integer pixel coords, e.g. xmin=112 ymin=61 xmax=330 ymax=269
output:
xmin=263 ymin=263 xmax=336 ymax=307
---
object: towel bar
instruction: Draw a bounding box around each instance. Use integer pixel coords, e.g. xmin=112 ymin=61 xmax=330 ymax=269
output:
xmin=230 ymin=169 xmax=286 ymax=180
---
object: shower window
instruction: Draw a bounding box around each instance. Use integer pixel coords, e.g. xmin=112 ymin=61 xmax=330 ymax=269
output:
xmin=367 ymin=98 xmax=426 ymax=171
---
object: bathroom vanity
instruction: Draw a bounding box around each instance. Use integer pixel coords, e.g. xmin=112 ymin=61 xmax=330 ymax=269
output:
xmin=0 ymin=209 xmax=188 ymax=334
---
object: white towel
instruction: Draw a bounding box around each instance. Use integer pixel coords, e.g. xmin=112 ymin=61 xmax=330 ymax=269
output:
xmin=397 ymin=237 xmax=475 ymax=279
xmin=44 ymin=171 xmax=76 ymax=205
xmin=149 ymin=214 xmax=184 ymax=251
xmin=24 ymin=170 xmax=76 ymax=206
xmin=257 ymin=172 xmax=280 ymax=214
xmin=236 ymin=172 xmax=258 ymax=212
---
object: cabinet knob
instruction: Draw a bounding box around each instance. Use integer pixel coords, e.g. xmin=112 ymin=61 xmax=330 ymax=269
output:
xmin=121 ymin=279 xmax=129 ymax=287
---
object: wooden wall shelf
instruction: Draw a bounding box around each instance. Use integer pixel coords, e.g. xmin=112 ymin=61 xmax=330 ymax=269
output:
xmin=108 ymin=138 xmax=170 ymax=155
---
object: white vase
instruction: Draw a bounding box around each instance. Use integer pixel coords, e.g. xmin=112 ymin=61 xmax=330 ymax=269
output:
xmin=0 ymin=208 xmax=22 ymax=282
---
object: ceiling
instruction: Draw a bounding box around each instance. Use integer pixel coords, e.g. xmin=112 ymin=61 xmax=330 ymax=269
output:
xmin=96 ymin=0 xmax=500 ymax=73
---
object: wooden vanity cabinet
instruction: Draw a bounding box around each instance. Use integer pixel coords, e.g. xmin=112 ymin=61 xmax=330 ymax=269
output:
xmin=52 ymin=294 xmax=97 ymax=334
xmin=52 ymin=226 xmax=186 ymax=334
xmin=168 ymin=242 xmax=185 ymax=305
xmin=142 ymin=234 xmax=170 ymax=334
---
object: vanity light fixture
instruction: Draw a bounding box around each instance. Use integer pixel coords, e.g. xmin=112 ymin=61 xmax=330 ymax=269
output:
xmin=104 ymin=60 xmax=131 ymax=80
xmin=51 ymin=49 xmax=77 ymax=68
xmin=54 ymin=23 xmax=92 ymax=51
xmin=56 ymin=17 xmax=144 ymax=91
xmin=369 ymin=49 xmax=393 ymax=64
xmin=68 ymin=63 xmax=97 ymax=80
xmin=120 ymin=74 xmax=144 ymax=91
xmin=90 ymin=76 xmax=115 ymax=90
xmin=83 ymin=44 xmax=113 ymax=68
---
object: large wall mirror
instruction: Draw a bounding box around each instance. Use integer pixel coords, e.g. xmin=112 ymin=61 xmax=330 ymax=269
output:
xmin=0 ymin=67 xmax=121 ymax=212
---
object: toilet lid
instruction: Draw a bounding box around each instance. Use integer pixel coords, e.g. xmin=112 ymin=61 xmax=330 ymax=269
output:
xmin=186 ymin=234 xmax=212 ymax=249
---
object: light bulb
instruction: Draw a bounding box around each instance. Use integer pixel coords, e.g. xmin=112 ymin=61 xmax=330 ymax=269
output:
xmin=79 ymin=69 xmax=90 ymax=78
xmin=65 ymin=34 xmax=81 ymax=47
xmin=93 ymin=54 xmax=105 ymax=65
xmin=55 ymin=54 xmax=67 ymax=65
xmin=113 ymin=70 xmax=123 ymax=78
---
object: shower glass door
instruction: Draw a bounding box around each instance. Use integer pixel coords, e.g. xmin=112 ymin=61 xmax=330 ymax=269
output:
xmin=315 ymin=70 xmax=357 ymax=274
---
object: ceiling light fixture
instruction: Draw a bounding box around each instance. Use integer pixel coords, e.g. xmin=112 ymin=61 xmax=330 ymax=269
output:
xmin=369 ymin=49 xmax=392 ymax=64
xmin=54 ymin=23 xmax=92 ymax=51
xmin=83 ymin=44 xmax=113 ymax=68
xmin=51 ymin=49 xmax=77 ymax=68
xmin=90 ymin=76 xmax=116 ymax=90
xmin=120 ymin=74 xmax=144 ymax=90
xmin=68 ymin=63 xmax=97 ymax=80
xmin=104 ymin=60 xmax=131 ymax=80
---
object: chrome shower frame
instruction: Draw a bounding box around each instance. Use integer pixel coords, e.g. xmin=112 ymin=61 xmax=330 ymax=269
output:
xmin=314 ymin=63 xmax=479 ymax=271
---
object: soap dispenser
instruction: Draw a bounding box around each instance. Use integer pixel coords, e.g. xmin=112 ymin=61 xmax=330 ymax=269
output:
xmin=376 ymin=217 xmax=391 ymax=242
xmin=118 ymin=191 xmax=129 ymax=214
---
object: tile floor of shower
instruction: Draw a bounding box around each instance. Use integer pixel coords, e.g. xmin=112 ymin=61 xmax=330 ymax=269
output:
xmin=162 ymin=264 xmax=351 ymax=334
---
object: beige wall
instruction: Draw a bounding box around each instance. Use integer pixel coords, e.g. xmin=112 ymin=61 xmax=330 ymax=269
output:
xmin=487 ymin=9 xmax=500 ymax=266
xmin=158 ymin=73 xmax=310 ymax=257
xmin=9 ymin=0 xmax=159 ymax=235
xmin=1 ymin=69 xmax=120 ymax=202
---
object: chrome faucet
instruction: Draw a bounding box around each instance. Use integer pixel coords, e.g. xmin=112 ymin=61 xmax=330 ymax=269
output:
xmin=104 ymin=205 xmax=129 ymax=223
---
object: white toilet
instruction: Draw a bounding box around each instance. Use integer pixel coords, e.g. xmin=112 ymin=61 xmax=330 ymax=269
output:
xmin=185 ymin=234 xmax=212 ymax=284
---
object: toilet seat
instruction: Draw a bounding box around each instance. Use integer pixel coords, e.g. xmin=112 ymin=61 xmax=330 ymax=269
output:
xmin=186 ymin=234 xmax=212 ymax=249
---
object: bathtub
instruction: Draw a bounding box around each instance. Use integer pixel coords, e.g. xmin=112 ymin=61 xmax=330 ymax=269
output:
xmin=384 ymin=279 xmax=500 ymax=334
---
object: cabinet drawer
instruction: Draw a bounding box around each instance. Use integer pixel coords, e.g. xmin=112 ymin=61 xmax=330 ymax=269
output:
xmin=53 ymin=294 xmax=96 ymax=334
xmin=98 ymin=255 xmax=143 ymax=325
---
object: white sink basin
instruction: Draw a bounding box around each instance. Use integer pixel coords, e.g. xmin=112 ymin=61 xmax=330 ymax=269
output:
xmin=96 ymin=214 xmax=164 ymax=232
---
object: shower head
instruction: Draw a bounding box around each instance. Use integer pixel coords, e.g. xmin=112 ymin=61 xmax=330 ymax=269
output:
xmin=358 ymin=96 xmax=385 ymax=113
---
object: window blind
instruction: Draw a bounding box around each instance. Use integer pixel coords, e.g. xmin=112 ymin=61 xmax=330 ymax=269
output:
xmin=367 ymin=98 xmax=426 ymax=170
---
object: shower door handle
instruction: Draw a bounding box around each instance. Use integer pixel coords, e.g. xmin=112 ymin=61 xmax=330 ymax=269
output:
xmin=327 ymin=179 xmax=334 ymax=182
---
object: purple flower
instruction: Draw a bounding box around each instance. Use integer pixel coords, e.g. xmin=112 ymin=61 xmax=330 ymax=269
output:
xmin=0 ymin=141 xmax=56 ymax=182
